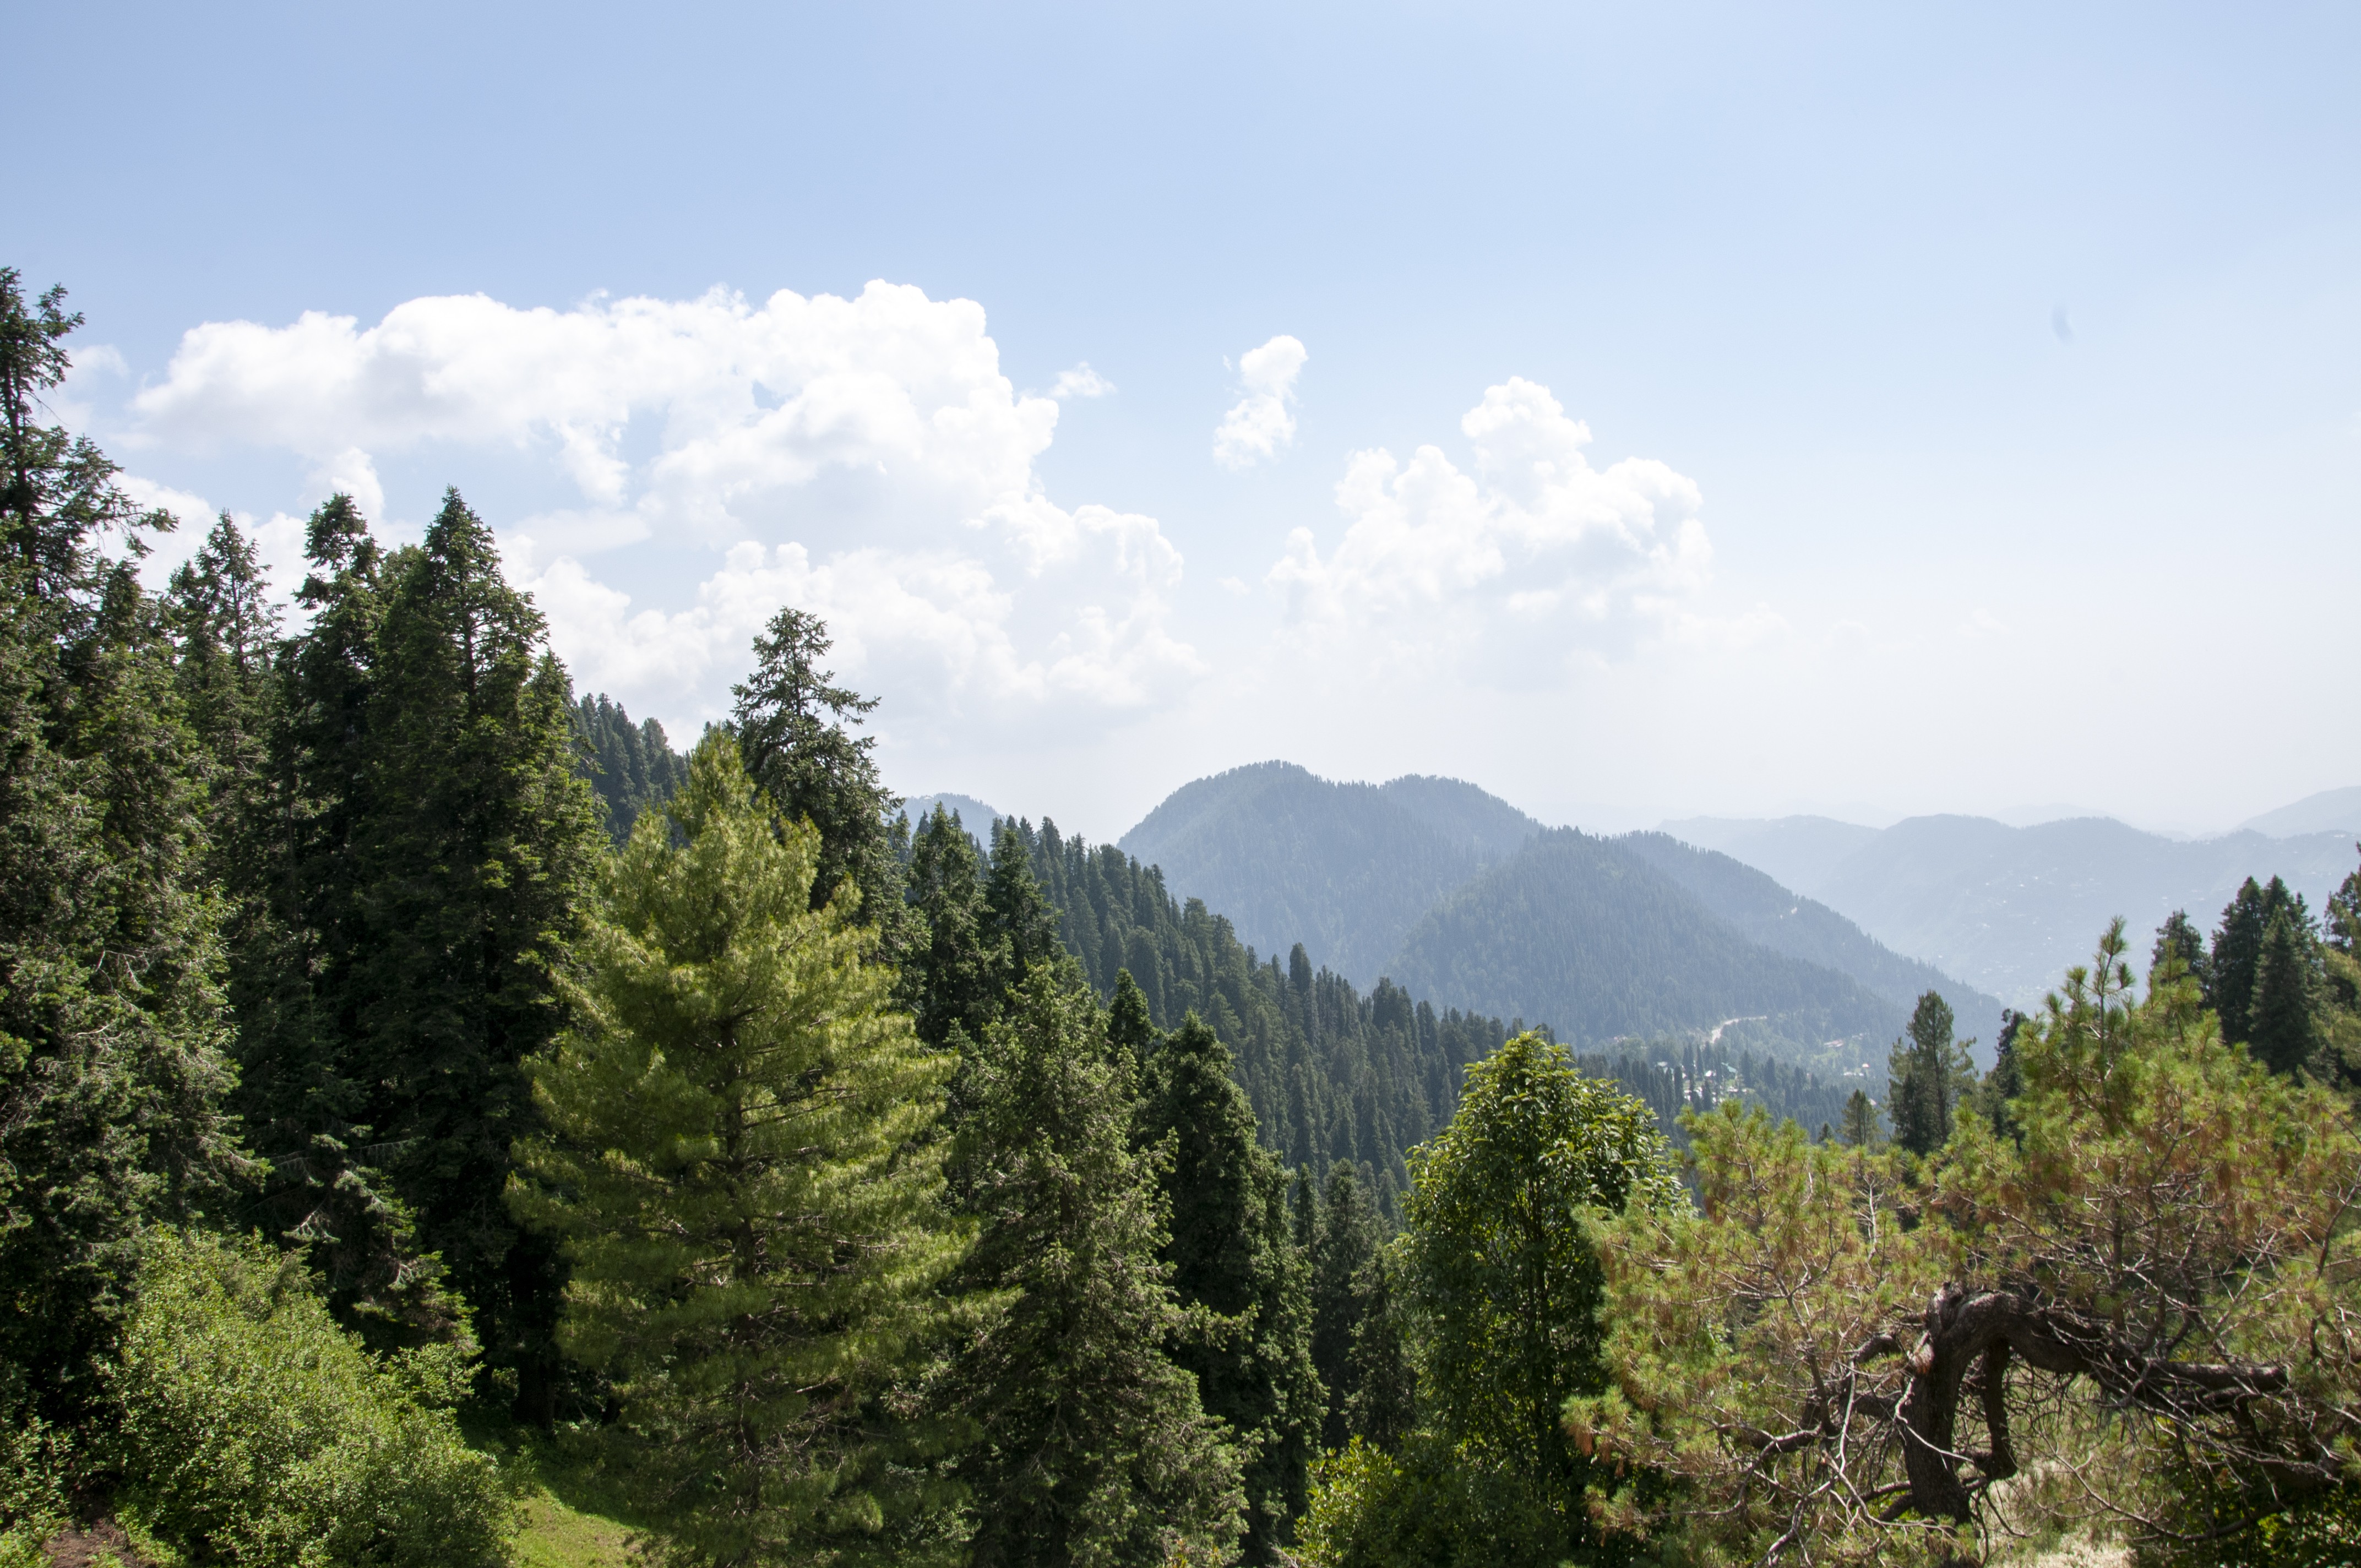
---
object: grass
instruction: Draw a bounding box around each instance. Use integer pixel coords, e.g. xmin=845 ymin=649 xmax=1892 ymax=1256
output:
xmin=461 ymin=1408 xmax=663 ymax=1568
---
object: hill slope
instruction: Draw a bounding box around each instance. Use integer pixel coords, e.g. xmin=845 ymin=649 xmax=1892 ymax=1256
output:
xmin=1387 ymin=829 xmax=1911 ymax=1054
xmin=1794 ymin=815 xmax=2359 ymax=1006
xmin=1614 ymin=830 xmax=2010 ymax=1054
xmin=1117 ymin=761 xmax=1535 ymax=984
xmin=2241 ymin=786 xmax=2361 ymax=839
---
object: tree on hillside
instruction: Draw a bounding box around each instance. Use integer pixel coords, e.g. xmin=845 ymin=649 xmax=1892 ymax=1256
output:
xmin=901 ymin=806 xmax=997 ymax=1052
xmin=1307 ymin=1162 xmax=1387 ymax=1453
xmin=946 ymin=972 xmax=1245 ymax=1568
xmin=2213 ymin=875 xmax=2308 ymax=1048
xmin=2153 ymin=908 xmax=2213 ymax=1008
xmin=1570 ymin=921 xmax=2361 ymax=1564
xmin=2248 ymin=902 xmax=2325 ymax=1077
xmin=1142 ymin=1017 xmax=1324 ymax=1562
xmin=0 ymin=270 xmax=242 ymax=1415
xmin=1886 ymin=990 xmax=1974 ymax=1157
xmin=572 ymin=691 xmax=688 ymax=845
xmin=1837 ymin=1087 xmax=1882 ymax=1147
xmin=730 ymin=606 xmax=904 ymax=935
xmin=512 ymin=734 xmax=969 ymax=1566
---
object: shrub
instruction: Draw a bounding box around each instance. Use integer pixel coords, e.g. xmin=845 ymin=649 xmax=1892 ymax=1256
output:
xmin=111 ymin=1230 xmax=513 ymax=1567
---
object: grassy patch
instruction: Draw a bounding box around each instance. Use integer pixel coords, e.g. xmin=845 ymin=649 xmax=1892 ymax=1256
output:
xmin=461 ymin=1409 xmax=664 ymax=1568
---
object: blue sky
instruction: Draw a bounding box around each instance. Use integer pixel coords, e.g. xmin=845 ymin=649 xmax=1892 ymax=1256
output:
xmin=12 ymin=2 xmax=2359 ymax=840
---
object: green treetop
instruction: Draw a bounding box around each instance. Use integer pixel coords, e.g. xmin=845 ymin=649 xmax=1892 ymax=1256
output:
xmin=1885 ymin=990 xmax=1974 ymax=1158
xmin=512 ymin=733 xmax=969 ymax=1566
xmin=947 ymin=971 xmax=1245 ymax=1568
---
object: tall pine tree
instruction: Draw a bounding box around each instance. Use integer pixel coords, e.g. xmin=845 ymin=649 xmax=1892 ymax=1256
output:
xmin=946 ymin=972 xmax=1244 ymax=1567
xmin=1140 ymin=1017 xmax=1323 ymax=1562
xmin=513 ymin=733 xmax=967 ymax=1564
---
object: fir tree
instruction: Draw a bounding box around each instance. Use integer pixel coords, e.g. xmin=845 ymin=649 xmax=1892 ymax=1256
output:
xmin=2211 ymin=876 xmax=2306 ymax=1046
xmin=2248 ymin=905 xmax=2324 ymax=1077
xmin=948 ymin=972 xmax=1245 ymax=1568
xmin=1307 ymin=1162 xmax=1386 ymax=1452
xmin=512 ymin=734 xmax=967 ymax=1565
xmin=2152 ymin=909 xmax=2213 ymax=1008
xmin=730 ymin=606 xmax=904 ymax=934
xmin=0 ymin=270 xmax=242 ymax=1415
xmin=1106 ymin=968 xmax=1160 ymax=1065
xmin=1885 ymin=990 xmax=1972 ymax=1157
xmin=1341 ymin=1246 xmax=1416 ymax=1452
xmin=571 ymin=691 xmax=688 ymax=845
xmin=901 ymin=805 xmax=996 ymax=1052
xmin=1140 ymin=1017 xmax=1324 ymax=1561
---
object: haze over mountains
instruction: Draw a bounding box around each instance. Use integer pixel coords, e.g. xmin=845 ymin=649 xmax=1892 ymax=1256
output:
xmin=1664 ymin=811 xmax=2359 ymax=1006
xmin=1112 ymin=762 xmax=2002 ymax=1065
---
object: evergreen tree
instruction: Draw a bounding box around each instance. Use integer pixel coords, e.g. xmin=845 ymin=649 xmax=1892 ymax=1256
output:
xmin=1340 ymin=1246 xmax=1416 ymax=1453
xmin=1967 ymin=1007 xmax=2027 ymax=1141
xmin=512 ymin=734 xmax=967 ymax=1565
xmin=2152 ymin=909 xmax=2213 ymax=1008
xmin=1307 ymin=1162 xmax=1386 ymax=1453
xmin=2247 ymin=904 xmax=2324 ymax=1076
xmin=1396 ymin=1033 xmax=1682 ymax=1562
xmin=1106 ymin=968 xmax=1160 ymax=1066
xmin=947 ymin=972 xmax=1245 ymax=1568
xmin=571 ymin=691 xmax=688 ymax=845
xmin=1885 ymin=990 xmax=1972 ymax=1157
xmin=730 ymin=606 xmax=904 ymax=933
xmin=0 ymin=270 xmax=242 ymax=1416
xmin=1141 ymin=1019 xmax=1324 ymax=1561
xmin=900 ymin=806 xmax=995 ymax=1052
xmin=2211 ymin=876 xmax=2306 ymax=1046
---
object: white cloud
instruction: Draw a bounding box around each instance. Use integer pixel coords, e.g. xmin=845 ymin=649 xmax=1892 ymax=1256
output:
xmin=1266 ymin=376 xmax=1711 ymax=676
xmin=1050 ymin=362 xmax=1116 ymax=399
xmin=1212 ymin=334 xmax=1307 ymax=469
xmin=125 ymin=281 xmax=1199 ymax=735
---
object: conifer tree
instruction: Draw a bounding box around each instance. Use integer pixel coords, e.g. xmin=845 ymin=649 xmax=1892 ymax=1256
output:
xmin=512 ymin=734 xmax=967 ymax=1565
xmin=947 ymin=972 xmax=1245 ymax=1568
xmin=1307 ymin=1162 xmax=1385 ymax=1452
xmin=901 ymin=805 xmax=995 ymax=1050
xmin=2247 ymin=905 xmax=2323 ymax=1076
xmin=2152 ymin=909 xmax=2213 ymax=1007
xmin=1837 ymin=1088 xmax=1881 ymax=1147
xmin=1341 ymin=1247 xmax=1416 ymax=1453
xmin=572 ymin=691 xmax=688 ymax=845
xmin=730 ymin=606 xmax=904 ymax=933
xmin=2211 ymin=876 xmax=2305 ymax=1045
xmin=1107 ymin=968 xmax=1160 ymax=1065
xmin=1885 ymin=990 xmax=1972 ymax=1157
xmin=0 ymin=270 xmax=242 ymax=1413
xmin=1141 ymin=1018 xmax=1323 ymax=1561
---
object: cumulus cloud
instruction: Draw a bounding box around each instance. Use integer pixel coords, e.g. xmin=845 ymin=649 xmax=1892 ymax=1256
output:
xmin=126 ymin=282 xmax=1199 ymax=733
xmin=1212 ymin=334 xmax=1306 ymax=469
xmin=1266 ymin=376 xmax=1711 ymax=675
xmin=1050 ymin=362 xmax=1116 ymax=399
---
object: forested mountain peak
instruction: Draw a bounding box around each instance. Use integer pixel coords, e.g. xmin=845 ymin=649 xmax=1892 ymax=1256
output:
xmin=1117 ymin=760 xmax=1540 ymax=985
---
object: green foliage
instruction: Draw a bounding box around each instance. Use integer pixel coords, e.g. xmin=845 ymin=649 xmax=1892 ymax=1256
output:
xmin=729 ymin=605 xmax=905 ymax=934
xmin=1886 ymin=989 xmax=1976 ymax=1156
xmin=1838 ymin=1085 xmax=1882 ymax=1145
xmin=1141 ymin=1018 xmax=1324 ymax=1561
xmin=1019 ymin=816 xmax=1516 ymax=1195
xmin=1393 ymin=1033 xmax=1680 ymax=1565
xmin=947 ymin=973 xmax=1244 ymax=1568
xmin=570 ymin=692 xmax=687 ymax=846
xmin=0 ymin=269 xmax=242 ymax=1418
xmin=511 ymin=733 xmax=968 ymax=1566
xmin=111 ymin=1229 xmax=510 ymax=1568
xmin=1305 ymin=1163 xmax=1387 ymax=1452
xmin=2155 ymin=908 xmax=2215 ymax=1008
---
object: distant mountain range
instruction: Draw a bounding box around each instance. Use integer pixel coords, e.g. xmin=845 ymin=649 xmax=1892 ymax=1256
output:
xmin=1115 ymin=761 xmax=1999 ymax=1065
xmin=1665 ymin=807 xmax=2360 ymax=1007
xmin=898 ymin=791 xmax=1003 ymax=834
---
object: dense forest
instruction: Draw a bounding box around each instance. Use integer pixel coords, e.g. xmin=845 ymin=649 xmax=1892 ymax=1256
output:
xmin=9 ymin=268 xmax=2361 ymax=1568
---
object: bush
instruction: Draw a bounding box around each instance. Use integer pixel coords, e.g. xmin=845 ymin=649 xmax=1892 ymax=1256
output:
xmin=111 ymin=1230 xmax=514 ymax=1567
xmin=0 ymin=1396 xmax=70 ymax=1568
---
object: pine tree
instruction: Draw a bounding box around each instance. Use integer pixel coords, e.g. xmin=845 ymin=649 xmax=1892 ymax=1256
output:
xmin=901 ymin=805 xmax=996 ymax=1051
xmin=2211 ymin=876 xmax=2305 ymax=1046
xmin=1341 ymin=1245 xmax=1416 ymax=1452
xmin=571 ymin=691 xmax=688 ymax=845
xmin=2247 ymin=905 xmax=2324 ymax=1077
xmin=1307 ymin=1162 xmax=1386 ymax=1452
xmin=947 ymin=972 xmax=1245 ymax=1568
xmin=512 ymin=734 xmax=967 ymax=1565
xmin=0 ymin=270 xmax=242 ymax=1414
xmin=2152 ymin=909 xmax=2213 ymax=1008
xmin=1141 ymin=1017 xmax=1324 ymax=1561
xmin=1885 ymin=991 xmax=1971 ymax=1158
xmin=1107 ymin=968 xmax=1160 ymax=1065
xmin=730 ymin=606 xmax=904 ymax=934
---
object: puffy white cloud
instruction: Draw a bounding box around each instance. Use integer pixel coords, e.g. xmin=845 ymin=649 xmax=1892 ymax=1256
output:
xmin=1212 ymin=334 xmax=1306 ymax=469
xmin=126 ymin=281 xmax=1199 ymax=734
xmin=1266 ymin=377 xmax=1711 ymax=675
xmin=1050 ymin=362 xmax=1116 ymax=399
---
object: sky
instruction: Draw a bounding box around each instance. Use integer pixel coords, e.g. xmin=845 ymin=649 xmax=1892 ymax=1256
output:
xmin=12 ymin=1 xmax=2359 ymax=843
